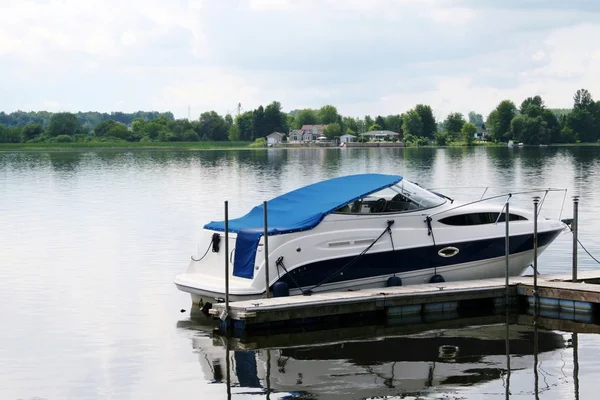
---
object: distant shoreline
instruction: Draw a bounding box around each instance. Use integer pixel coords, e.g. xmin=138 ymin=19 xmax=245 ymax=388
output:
xmin=0 ymin=142 xmax=253 ymax=152
xmin=1 ymin=141 xmax=598 ymax=153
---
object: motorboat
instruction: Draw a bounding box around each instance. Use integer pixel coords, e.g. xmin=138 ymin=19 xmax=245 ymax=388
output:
xmin=174 ymin=174 xmax=566 ymax=307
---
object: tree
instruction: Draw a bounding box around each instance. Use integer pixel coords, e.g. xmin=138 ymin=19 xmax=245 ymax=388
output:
xmin=94 ymin=120 xmax=128 ymax=139
xmin=568 ymin=108 xmax=596 ymax=142
xmin=0 ymin=124 xmax=20 ymax=143
xmin=323 ymin=123 xmax=341 ymax=139
xmin=574 ymin=89 xmax=593 ymax=111
xmin=228 ymin=125 xmax=239 ymax=141
xmin=21 ymin=123 xmax=44 ymax=142
xmin=253 ymin=106 xmax=266 ymax=138
xmin=47 ymin=112 xmax=82 ymax=137
xmin=235 ymin=112 xmax=254 ymax=141
xmin=541 ymin=109 xmax=560 ymax=143
xmin=264 ymin=101 xmax=287 ymax=134
xmin=374 ymin=115 xmax=386 ymax=130
xmin=414 ymin=104 xmax=436 ymax=138
xmin=384 ymin=114 xmax=402 ymax=133
xmin=401 ymin=109 xmax=423 ymax=138
xmin=368 ymin=123 xmax=382 ymax=132
xmin=567 ymin=89 xmax=598 ymax=142
xmin=342 ymin=116 xmax=359 ymax=134
xmin=318 ymin=105 xmax=339 ymax=125
xmin=461 ymin=122 xmax=477 ymax=145
xmin=511 ymin=115 xmax=550 ymax=145
xmin=434 ymin=131 xmax=449 ymax=146
xmin=468 ymin=112 xmax=484 ymax=128
xmin=486 ymin=100 xmax=517 ymax=141
xmin=198 ymin=111 xmax=229 ymax=141
xmin=443 ymin=112 xmax=466 ymax=140
xmin=519 ymin=95 xmax=545 ymax=118
xmin=139 ymin=118 xmax=169 ymax=140
xmin=293 ymin=109 xmax=317 ymax=128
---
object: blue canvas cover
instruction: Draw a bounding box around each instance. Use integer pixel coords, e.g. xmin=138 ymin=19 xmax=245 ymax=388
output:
xmin=205 ymin=173 xmax=403 ymax=235
xmin=205 ymin=173 xmax=402 ymax=279
xmin=232 ymin=230 xmax=261 ymax=279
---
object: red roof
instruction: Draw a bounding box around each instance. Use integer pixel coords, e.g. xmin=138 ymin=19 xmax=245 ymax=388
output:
xmin=300 ymin=124 xmax=327 ymax=132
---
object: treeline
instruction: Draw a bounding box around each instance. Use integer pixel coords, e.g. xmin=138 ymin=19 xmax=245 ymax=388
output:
xmin=1 ymin=89 xmax=599 ymax=145
xmin=485 ymin=89 xmax=600 ymax=145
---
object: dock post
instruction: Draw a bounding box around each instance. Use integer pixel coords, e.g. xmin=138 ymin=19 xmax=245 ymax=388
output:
xmin=264 ymin=201 xmax=271 ymax=299
xmin=533 ymin=196 xmax=540 ymax=313
xmin=224 ymin=201 xmax=230 ymax=327
xmin=573 ymin=332 xmax=580 ymax=400
xmin=505 ymin=201 xmax=510 ymax=308
xmin=504 ymin=201 xmax=511 ymax=398
xmin=225 ymin=336 xmax=231 ymax=400
xmin=572 ymin=196 xmax=579 ymax=282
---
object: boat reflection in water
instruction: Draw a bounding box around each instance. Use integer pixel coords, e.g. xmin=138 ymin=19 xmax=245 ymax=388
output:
xmin=177 ymin=312 xmax=567 ymax=399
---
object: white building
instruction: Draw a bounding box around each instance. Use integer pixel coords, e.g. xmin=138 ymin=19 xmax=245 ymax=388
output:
xmin=339 ymin=133 xmax=356 ymax=143
xmin=266 ymin=131 xmax=285 ymax=145
xmin=361 ymin=130 xmax=400 ymax=141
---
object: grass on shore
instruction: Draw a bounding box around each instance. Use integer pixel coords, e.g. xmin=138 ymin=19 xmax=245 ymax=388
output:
xmin=0 ymin=141 xmax=253 ymax=151
xmin=1 ymin=140 xmax=598 ymax=152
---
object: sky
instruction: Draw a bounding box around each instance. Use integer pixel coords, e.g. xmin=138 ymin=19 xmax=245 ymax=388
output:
xmin=1 ymin=0 xmax=600 ymax=121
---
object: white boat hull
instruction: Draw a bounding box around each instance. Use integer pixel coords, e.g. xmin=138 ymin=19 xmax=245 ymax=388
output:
xmin=175 ymin=242 xmax=557 ymax=306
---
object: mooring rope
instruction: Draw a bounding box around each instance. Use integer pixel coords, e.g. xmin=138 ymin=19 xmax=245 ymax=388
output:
xmin=301 ymin=220 xmax=395 ymax=294
xmin=567 ymin=225 xmax=600 ymax=264
xmin=191 ymin=233 xmax=220 ymax=262
xmin=275 ymin=256 xmax=307 ymax=294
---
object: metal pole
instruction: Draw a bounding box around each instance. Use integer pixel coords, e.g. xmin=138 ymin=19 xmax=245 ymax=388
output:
xmin=533 ymin=196 xmax=540 ymax=312
xmin=534 ymin=315 xmax=539 ymax=400
xmin=225 ymin=336 xmax=231 ymax=400
xmin=572 ymin=196 xmax=579 ymax=282
xmin=505 ymin=201 xmax=510 ymax=308
xmin=266 ymin=349 xmax=271 ymax=400
xmin=573 ymin=332 xmax=580 ymax=400
xmin=225 ymin=201 xmax=230 ymax=314
xmin=263 ymin=201 xmax=270 ymax=299
xmin=504 ymin=200 xmax=511 ymax=400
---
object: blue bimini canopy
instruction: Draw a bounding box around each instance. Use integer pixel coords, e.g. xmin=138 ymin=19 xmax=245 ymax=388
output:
xmin=204 ymin=173 xmax=402 ymax=279
xmin=204 ymin=173 xmax=403 ymax=235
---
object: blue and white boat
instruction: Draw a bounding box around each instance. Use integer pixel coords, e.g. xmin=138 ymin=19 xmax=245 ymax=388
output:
xmin=174 ymin=174 xmax=565 ymax=307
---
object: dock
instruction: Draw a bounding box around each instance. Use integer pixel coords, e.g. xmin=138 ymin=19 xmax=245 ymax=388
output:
xmin=210 ymin=270 xmax=600 ymax=336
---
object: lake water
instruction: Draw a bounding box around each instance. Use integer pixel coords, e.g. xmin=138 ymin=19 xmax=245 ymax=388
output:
xmin=1 ymin=146 xmax=600 ymax=399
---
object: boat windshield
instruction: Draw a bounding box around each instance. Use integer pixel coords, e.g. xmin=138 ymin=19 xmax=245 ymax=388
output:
xmin=334 ymin=179 xmax=446 ymax=214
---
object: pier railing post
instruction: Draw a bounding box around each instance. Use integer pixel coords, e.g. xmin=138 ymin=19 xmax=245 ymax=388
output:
xmin=225 ymin=201 xmax=230 ymax=316
xmin=264 ymin=201 xmax=271 ymax=299
xmin=572 ymin=196 xmax=579 ymax=283
xmin=504 ymin=200 xmax=511 ymax=395
xmin=533 ymin=196 xmax=540 ymax=313
xmin=505 ymin=201 xmax=510 ymax=308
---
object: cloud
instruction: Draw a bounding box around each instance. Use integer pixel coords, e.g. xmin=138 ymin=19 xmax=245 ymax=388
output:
xmin=1 ymin=0 xmax=599 ymax=121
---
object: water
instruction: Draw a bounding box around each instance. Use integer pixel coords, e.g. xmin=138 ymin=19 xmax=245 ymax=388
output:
xmin=1 ymin=146 xmax=600 ymax=399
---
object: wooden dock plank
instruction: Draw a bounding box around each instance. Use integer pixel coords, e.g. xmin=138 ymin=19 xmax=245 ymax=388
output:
xmin=210 ymin=270 xmax=600 ymax=331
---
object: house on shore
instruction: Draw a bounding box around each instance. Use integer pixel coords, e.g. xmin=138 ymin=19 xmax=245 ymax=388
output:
xmin=266 ymin=131 xmax=285 ymax=145
xmin=290 ymin=124 xmax=328 ymax=142
xmin=361 ymin=130 xmax=400 ymax=141
xmin=339 ymin=133 xmax=356 ymax=143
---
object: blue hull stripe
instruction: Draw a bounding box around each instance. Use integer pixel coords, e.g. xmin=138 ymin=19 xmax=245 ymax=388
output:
xmin=274 ymin=229 xmax=562 ymax=289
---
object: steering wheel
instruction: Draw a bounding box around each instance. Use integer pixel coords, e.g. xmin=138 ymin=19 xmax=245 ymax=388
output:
xmin=372 ymin=198 xmax=387 ymax=213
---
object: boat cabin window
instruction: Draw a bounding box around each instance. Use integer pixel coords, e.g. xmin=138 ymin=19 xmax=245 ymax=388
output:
xmin=439 ymin=212 xmax=528 ymax=226
xmin=333 ymin=180 xmax=446 ymax=214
